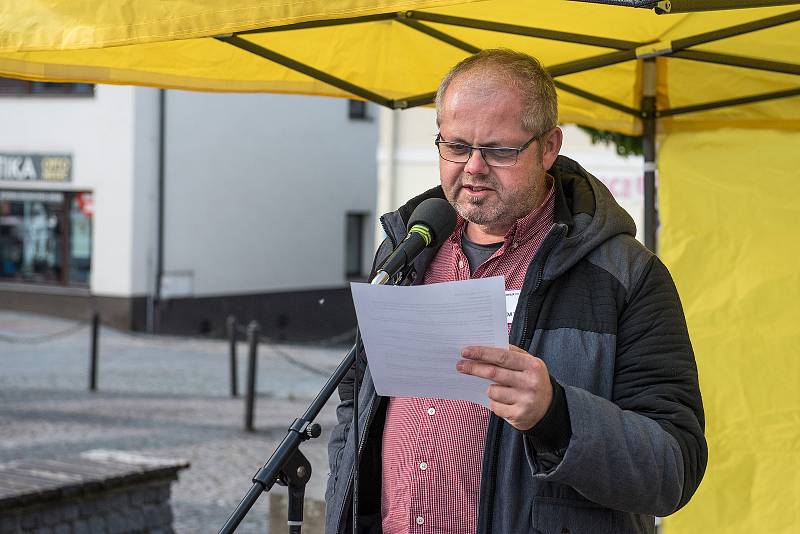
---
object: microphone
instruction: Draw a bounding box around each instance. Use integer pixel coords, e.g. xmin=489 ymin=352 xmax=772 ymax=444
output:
xmin=371 ymin=198 xmax=456 ymax=285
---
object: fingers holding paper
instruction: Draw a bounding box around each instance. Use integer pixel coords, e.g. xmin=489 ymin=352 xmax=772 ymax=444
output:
xmin=456 ymin=345 xmax=553 ymax=431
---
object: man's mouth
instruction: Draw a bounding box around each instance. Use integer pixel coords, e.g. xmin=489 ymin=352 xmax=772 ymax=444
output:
xmin=463 ymin=185 xmax=493 ymax=193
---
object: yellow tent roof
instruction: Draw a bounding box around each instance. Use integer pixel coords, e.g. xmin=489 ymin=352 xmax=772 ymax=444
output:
xmin=1 ymin=1 xmax=798 ymax=134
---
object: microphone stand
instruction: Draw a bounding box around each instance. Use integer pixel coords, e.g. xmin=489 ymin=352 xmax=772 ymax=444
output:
xmin=218 ymin=269 xmax=409 ymax=534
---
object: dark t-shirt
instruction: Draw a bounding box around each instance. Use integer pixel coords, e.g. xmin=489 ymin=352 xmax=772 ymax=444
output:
xmin=460 ymin=235 xmax=502 ymax=274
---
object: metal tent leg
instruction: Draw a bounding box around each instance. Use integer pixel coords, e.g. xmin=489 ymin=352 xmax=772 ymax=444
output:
xmin=641 ymin=58 xmax=658 ymax=253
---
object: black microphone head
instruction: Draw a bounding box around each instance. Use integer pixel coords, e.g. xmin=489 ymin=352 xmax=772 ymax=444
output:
xmin=407 ymin=198 xmax=457 ymax=248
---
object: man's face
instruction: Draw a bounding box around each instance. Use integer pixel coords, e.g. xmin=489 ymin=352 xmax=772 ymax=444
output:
xmin=438 ymin=78 xmax=557 ymax=238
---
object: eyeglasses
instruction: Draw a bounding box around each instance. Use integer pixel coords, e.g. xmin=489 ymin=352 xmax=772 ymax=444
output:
xmin=435 ymin=132 xmax=542 ymax=167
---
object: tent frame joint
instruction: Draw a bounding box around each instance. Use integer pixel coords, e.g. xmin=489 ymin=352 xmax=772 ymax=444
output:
xmin=635 ymin=40 xmax=674 ymax=59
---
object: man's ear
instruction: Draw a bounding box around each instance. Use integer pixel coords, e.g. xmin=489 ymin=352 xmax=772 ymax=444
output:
xmin=541 ymin=127 xmax=563 ymax=171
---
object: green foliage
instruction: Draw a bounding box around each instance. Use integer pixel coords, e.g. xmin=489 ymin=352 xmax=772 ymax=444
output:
xmin=577 ymin=125 xmax=643 ymax=157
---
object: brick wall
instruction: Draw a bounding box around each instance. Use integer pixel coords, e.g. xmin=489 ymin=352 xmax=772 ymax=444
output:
xmin=0 ymin=452 xmax=188 ymax=534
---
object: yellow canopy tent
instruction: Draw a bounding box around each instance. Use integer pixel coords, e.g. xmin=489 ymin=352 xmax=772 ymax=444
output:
xmin=1 ymin=1 xmax=798 ymax=532
xmin=2 ymin=0 xmax=799 ymax=249
xmin=0 ymin=1 xmax=797 ymax=134
xmin=0 ymin=0 xmax=800 ymax=133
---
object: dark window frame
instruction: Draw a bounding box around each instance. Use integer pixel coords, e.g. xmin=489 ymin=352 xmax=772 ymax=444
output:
xmin=347 ymin=99 xmax=371 ymax=121
xmin=345 ymin=212 xmax=368 ymax=280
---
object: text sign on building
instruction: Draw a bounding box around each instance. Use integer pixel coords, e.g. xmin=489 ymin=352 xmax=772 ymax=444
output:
xmin=0 ymin=153 xmax=72 ymax=182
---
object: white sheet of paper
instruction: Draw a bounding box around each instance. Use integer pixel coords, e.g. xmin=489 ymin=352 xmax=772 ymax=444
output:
xmin=350 ymin=276 xmax=507 ymax=407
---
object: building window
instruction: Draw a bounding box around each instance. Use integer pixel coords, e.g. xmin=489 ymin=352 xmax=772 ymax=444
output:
xmin=0 ymin=77 xmax=94 ymax=97
xmin=348 ymin=99 xmax=370 ymax=121
xmin=0 ymin=190 xmax=92 ymax=286
xmin=345 ymin=212 xmax=367 ymax=279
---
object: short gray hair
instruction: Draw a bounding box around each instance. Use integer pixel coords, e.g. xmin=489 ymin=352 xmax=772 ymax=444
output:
xmin=435 ymin=49 xmax=558 ymax=136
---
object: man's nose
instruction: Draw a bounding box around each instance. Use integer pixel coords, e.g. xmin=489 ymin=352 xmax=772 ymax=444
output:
xmin=464 ymin=147 xmax=489 ymax=175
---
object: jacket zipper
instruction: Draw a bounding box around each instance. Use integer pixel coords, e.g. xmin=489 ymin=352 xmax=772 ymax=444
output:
xmin=478 ymin=414 xmax=502 ymax=534
xmin=480 ymin=223 xmax=567 ymax=534
xmin=336 ymin=394 xmax=378 ymax=533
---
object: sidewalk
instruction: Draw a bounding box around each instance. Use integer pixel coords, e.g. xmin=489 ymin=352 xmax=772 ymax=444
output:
xmin=0 ymin=310 xmax=346 ymax=533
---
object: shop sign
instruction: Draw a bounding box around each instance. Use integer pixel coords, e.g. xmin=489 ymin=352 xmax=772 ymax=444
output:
xmin=0 ymin=153 xmax=72 ymax=182
xmin=0 ymin=190 xmax=64 ymax=203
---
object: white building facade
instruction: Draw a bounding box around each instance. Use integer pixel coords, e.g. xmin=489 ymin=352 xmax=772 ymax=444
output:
xmin=0 ymin=81 xmax=377 ymax=339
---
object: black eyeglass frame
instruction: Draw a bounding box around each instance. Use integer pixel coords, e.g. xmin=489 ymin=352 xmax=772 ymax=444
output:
xmin=434 ymin=131 xmax=544 ymax=167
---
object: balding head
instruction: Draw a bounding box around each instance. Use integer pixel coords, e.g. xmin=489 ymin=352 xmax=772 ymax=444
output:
xmin=435 ymin=49 xmax=558 ymax=137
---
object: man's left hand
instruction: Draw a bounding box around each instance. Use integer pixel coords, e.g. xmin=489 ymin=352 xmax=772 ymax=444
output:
xmin=456 ymin=345 xmax=553 ymax=431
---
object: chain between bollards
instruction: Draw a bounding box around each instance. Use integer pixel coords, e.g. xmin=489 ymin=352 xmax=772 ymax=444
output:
xmin=244 ymin=321 xmax=260 ymax=432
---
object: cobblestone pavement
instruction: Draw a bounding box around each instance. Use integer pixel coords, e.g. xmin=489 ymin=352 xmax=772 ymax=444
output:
xmin=0 ymin=310 xmax=347 ymax=533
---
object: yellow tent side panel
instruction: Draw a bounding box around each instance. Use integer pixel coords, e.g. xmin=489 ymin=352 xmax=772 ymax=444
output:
xmin=658 ymin=129 xmax=800 ymax=534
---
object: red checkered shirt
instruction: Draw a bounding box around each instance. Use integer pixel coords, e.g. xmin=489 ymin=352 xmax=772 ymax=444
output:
xmin=381 ymin=183 xmax=556 ymax=534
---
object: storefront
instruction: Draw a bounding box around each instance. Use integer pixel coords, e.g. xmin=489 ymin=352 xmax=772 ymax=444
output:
xmin=0 ymin=153 xmax=92 ymax=288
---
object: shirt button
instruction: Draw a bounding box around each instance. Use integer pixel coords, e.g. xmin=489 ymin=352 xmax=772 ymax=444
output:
xmin=419 ymin=462 xmax=428 ymax=471
xmin=512 ymin=242 xmax=519 ymax=249
xmin=458 ymin=260 xmax=464 ymax=269
xmin=427 ymin=407 xmax=436 ymax=416
xmin=416 ymin=516 xmax=424 ymax=525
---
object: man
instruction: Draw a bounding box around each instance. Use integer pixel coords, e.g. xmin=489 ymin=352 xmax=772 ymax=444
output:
xmin=326 ymin=49 xmax=707 ymax=534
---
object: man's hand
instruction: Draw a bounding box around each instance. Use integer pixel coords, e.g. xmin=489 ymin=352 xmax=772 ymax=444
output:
xmin=456 ymin=345 xmax=553 ymax=431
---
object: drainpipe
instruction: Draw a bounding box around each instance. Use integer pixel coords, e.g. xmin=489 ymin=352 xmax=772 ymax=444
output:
xmin=148 ymin=89 xmax=166 ymax=332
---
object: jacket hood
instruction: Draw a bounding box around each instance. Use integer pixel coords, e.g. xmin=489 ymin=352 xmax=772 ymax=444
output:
xmin=381 ymin=155 xmax=637 ymax=280
xmin=544 ymin=155 xmax=636 ymax=280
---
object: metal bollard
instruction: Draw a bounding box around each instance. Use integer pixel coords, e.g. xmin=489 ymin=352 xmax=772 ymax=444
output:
xmin=227 ymin=315 xmax=238 ymax=398
xmin=89 ymin=312 xmax=100 ymax=391
xmin=244 ymin=321 xmax=260 ymax=432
